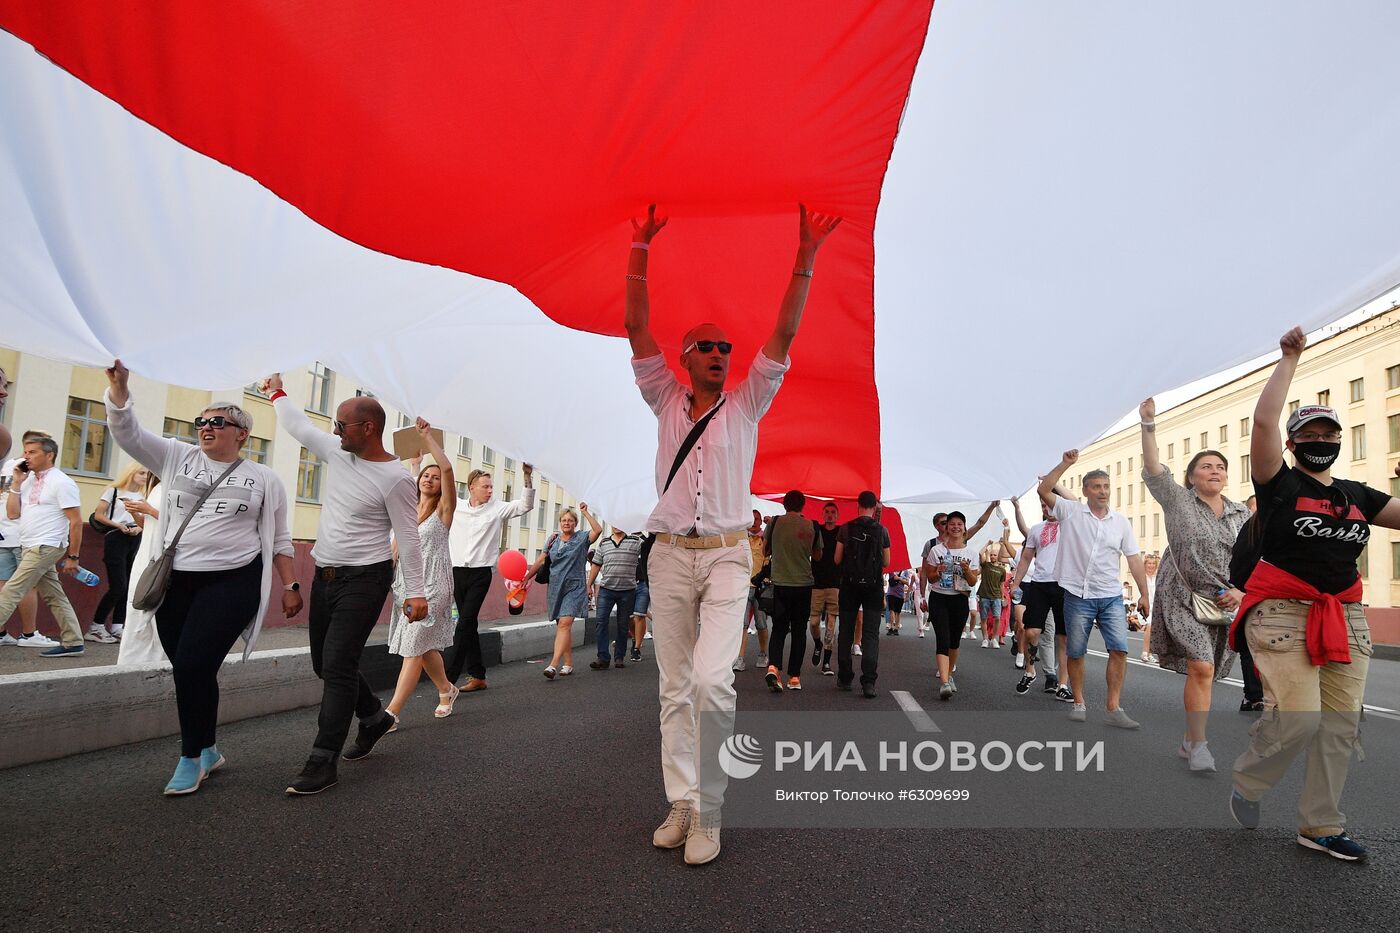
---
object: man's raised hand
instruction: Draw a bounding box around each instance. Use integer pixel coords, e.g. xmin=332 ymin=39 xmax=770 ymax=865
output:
xmin=1279 ymin=327 xmax=1307 ymax=359
xmin=631 ymin=204 xmax=669 ymax=244
xmin=1062 ymin=449 xmax=1080 ymax=466
xmin=259 ymin=373 xmax=284 ymax=396
xmin=799 ymin=204 xmax=843 ymax=249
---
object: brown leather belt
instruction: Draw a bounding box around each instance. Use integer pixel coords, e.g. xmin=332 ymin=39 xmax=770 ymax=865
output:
xmin=654 ymin=531 xmax=746 ymax=550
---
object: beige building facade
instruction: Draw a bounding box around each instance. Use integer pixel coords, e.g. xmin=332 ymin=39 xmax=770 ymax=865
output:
xmin=1074 ymin=305 xmax=1400 ymax=618
xmin=0 ymin=351 xmax=581 ymax=562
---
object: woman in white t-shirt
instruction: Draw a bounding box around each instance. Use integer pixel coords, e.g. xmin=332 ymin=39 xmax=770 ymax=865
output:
xmin=104 ymin=359 xmax=301 ymax=797
xmin=923 ymin=511 xmax=981 ymax=701
xmin=88 ymin=461 xmax=150 ymax=643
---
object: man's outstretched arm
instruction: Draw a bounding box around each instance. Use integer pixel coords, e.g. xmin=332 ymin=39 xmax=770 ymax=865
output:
xmin=625 ymin=204 xmax=667 ymax=360
xmin=762 ymin=204 xmax=843 ymax=364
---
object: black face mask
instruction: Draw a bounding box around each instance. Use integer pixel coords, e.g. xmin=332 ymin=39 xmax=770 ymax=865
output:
xmin=1294 ymin=440 xmax=1341 ymax=471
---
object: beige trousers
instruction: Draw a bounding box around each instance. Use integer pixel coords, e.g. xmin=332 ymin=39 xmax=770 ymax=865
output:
xmin=1232 ymin=598 xmax=1372 ymax=836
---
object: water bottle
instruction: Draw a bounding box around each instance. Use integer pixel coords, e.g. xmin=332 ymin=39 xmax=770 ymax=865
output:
xmin=73 ymin=566 xmax=100 ymax=587
xmin=451 ymin=605 xmax=460 ymax=625
xmin=1012 ymin=587 xmax=1023 ymax=605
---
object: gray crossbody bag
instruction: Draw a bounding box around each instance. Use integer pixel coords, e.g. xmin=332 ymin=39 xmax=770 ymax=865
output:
xmin=131 ymin=458 xmax=244 ymax=611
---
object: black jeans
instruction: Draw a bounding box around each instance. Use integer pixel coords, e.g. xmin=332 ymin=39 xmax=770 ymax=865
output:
xmin=94 ymin=530 xmax=141 ymax=626
xmin=309 ymin=560 xmax=394 ymax=756
xmin=447 ymin=566 xmax=493 ymax=682
xmin=155 ymin=556 xmax=263 ymax=758
xmin=1238 ymin=620 xmax=1264 ymax=703
xmin=837 ymin=581 xmax=884 ymax=686
xmin=768 ymin=585 xmax=813 ymax=677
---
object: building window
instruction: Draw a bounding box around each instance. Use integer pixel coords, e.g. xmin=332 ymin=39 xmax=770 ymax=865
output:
xmin=459 ymin=436 xmax=472 ymax=458
xmin=62 ymin=397 xmax=111 ymax=476
xmin=457 ymin=481 xmax=469 ymax=500
xmin=1391 ymin=476 xmax=1400 ymax=498
xmin=1126 ymin=483 xmax=1133 ymax=506
xmin=242 ymin=436 xmax=271 ymax=464
xmin=483 ymin=446 xmax=495 ymax=465
xmin=499 ymin=525 xmax=510 ymax=552
xmin=398 ymin=413 xmax=413 ymax=429
xmin=540 ymin=479 xmax=551 ymax=500
xmin=163 ymin=417 xmax=198 ymax=445
xmin=1388 ymin=365 xmax=1400 ymax=391
xmin=1115 ymin=461 xmax=1121 ymax=475
xmin=520 ymin=513 xmax=530 ymax=531
xmin=297 ymin=447 xmax=323 ymax=502
xmin=1317 ymin=390 xmax=1330 ymax=407
xmin=1240 ymin=454 xmax=1250 ymax=481
xmin=1153 ymin=513 xmax=1161 ymax=537
xmin=503 ymin=483 xmax=514 ymax=503
xmin=1200 ymin=431 xmax=1208 ymax=449
xmin=1219 ymin=425 xmax=1228 ymax=444
xmin=1288 ymin=400 xmax=1300 ymax=414
xmin=1116 ymin=488 xmax=1121 ymax=507
xmin=553 ymin=503 xmax=562 ymax=528
xmin=1240 ymin=418 xmax=1250 ymax=437
xmin=1139 ymin=485 xmax=1145 ymax=504
xmin=1128 ymin=456 xmax=1134 ymax=472
xmin=1183 ymin=437 xmax=1191 ymax=455
xmin=1349 ymin=378 xmax=1364 ymax=403
xmin=1139 ymin=515 xmax=1146 ymax=538
xmin=1391 ymin=414 xmax=1400 ymax=453
xmin=1391 ymin=541 xmax=1400 ymax=580
xmin=537 ymin=505 xmax=547 ymax=530
xmin=505 ymin=457 xmax=516 ymax=470
xmin=1167 ymin=443 xmax=1174 ymax=459
xmin=308 ymin=363 xmax=334 ymax=414
xmin=1352 ymin=424 xmax=1366 ymax=461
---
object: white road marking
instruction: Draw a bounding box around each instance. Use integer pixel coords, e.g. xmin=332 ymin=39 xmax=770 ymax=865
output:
xmin=1084 ymin=648 xmax=1400 ymax=718
xmin=891 ymin=690 xmax=941 ymax=733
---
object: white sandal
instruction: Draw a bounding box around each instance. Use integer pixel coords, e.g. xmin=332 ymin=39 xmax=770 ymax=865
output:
xmin=543 ymin=666 xmax=557 ymax=680
xmin=559 ymin=665 xmax=574 ymax=676
xmin=434 ymin=684 xmax=460 ymax=718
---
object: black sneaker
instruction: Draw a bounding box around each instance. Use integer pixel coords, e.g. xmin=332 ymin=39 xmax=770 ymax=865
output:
xmin=812 ymin=645 xmax=822 ymax=666
xmin=1015 ymin=675 xmax=1033 ymax=695
xmin=631 ymin=647 xmax=643 ymax=662
xmin=342 ymin=711 xmax=397 ymax=762
xmin=837 ymin=680 xmax=852 ymax=692
xmin=1229 ymin=789 xmax=1259 ymax=829
xmin=286 ymin=756 xmax=338 ymax=796
xmin=821 ymin=661 xmax=833 ymax=676
xmin=1043 ymin=676 xmax=1058 ymax=694
xmin=1240 ymin=699 xmax=1264 ymax=712
xmin=1297 ymin=831 xmax=1366 ymax=861
xmin=862 ymin=684 xmax=877 ymax=699
xmin=1054 ymin=684 xmax=1074 ymax=703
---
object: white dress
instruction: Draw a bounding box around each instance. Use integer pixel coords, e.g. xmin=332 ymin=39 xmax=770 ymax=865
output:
xmin=389 ymin=512 xmax=455 ymax=657
xmin=115 ymin=514 xmax=167 ymax=665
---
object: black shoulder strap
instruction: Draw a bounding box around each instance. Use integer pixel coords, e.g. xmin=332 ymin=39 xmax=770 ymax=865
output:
xmin=664 ymin=399 xmax=725 ymax=495
xmin=107 ymin=486 xmax=118 ymax=519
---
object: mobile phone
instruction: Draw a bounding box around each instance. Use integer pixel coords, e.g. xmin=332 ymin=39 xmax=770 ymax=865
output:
xmin=17 ymin=461 xmax=29 ymax=473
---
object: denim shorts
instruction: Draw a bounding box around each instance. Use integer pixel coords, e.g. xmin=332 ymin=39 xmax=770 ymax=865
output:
xmin=632 ymin=580 xmax=650 ymax=616
xmin=978 ymin=597 xmax=1003 ymax=620
xmin=1064 ymin=593 xmax=1129 ymax=657
xmin=0 ymin=546 xmax=19 ymax=581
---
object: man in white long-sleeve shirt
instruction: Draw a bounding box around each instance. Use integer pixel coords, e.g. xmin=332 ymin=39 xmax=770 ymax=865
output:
xmin=262 ymin=374 xmax=428 ymax=796
xmin=624 ymin=202 xmax=842 ymax=865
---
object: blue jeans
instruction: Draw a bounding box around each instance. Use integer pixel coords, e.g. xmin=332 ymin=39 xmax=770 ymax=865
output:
xmin=1064 ymin=593 xmax=1129 ymax=658
xmin=595 ymin=586 xmax=637 ymax=660
xmin=978 ymin=597 xmax=1002 ymax=621
xmin=632 ymin=581 xmax=650 ymax=616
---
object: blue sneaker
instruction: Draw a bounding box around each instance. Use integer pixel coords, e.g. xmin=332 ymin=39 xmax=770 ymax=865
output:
xmin=200 ymin=745 xmax=226 ymax=775
xmin=39 ymin=644 xmax=86 ymax=658
xmin=163 ymin=757 xmax=205 ymax=796
xmin=1229 ymin=789 xmax=1259 ymax=829
xmin=1297 ymin=831 xmax=1367 ymax=861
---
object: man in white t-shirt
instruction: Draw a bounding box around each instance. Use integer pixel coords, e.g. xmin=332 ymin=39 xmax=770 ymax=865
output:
xmin=0 ymin=434 xmax=54 ymax=648
xmin=263 ymin=374 xmax=427 ymax=796
xmin=1038 ymin=450 xmax=1150 ymax=727
xmin=0 ymin=435 xmax=86 ymax=657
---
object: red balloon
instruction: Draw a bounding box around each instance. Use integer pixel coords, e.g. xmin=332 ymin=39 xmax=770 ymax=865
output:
xmin=497 ymin=550 xmax=527 ymax=581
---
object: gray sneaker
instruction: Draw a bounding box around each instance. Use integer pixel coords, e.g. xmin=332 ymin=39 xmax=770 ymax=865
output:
xmin=756 ymin=653 xmax=768 ymax=667
xmin=939 ymin=682 xmax=954 ymax=701
xmin=732 ymin=657 xmax=746 ymax=672
xmin=1104 ymin=708 xmax=1140 ymax=730
xmin=1069 ymin=703 xmax=1087 ymax=722
xmin=1183 ymin=741 xmax=1216 ymax=771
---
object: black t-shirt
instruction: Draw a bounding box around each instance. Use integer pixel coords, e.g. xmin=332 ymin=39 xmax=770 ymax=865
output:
xmin=1254 ymin=465 xmax=1389 ymax=594
xmin=835 ymin=516 xmax=891 ymax=584
xmin=812 ymin=523 xmax=841 ymax=587
xmin=636 ymin=533 xmax=654 ymax=584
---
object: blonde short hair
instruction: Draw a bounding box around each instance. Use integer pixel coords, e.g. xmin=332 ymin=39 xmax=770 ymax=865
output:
xmin=559 ymin=507 xmax=579 ymax=526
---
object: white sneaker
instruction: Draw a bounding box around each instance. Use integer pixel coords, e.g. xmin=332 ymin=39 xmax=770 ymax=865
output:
xmin=747 ymin=625 xmax=756 ymax=635
xmin=17 ymin=632 xmax=59 ymax=648
xmin=853 ymin=644 xmax=862 ymax=656
xmin=0 ymin=633 xmax=17 ymax=647
xmin=981 ymin=638 xmax=991 ymax=648
xmin=1014 ymin=652 xmax=1025 ymax=669
xmin=756 ymin=653 xmax=768 ymax=667
xmin=85 ymin=627 xmax=117 ymax=644
xmin=110 ymin=624 xmax=124 ymax=639
xmin=1180 ymin=740 xmax=1217 ymax=772
xmin=644 ymin=632 xmax=653 ymax=640
xmin=732 ymin=657 xmax=746 ymax=672
xmin=918 ymin=630 xmax=926 ymax=638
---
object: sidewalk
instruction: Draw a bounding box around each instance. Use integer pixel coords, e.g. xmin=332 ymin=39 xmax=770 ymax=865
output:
xmin=0 ymin=614 xmax=551 ymax=678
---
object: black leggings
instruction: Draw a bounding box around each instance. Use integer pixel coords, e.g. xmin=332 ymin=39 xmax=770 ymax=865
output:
xmin=927 ymin=592 xmax=969 ymax=657
xmin=94 ymin=530 xmax=141 ymax=626
xmin=155 ymin=556 xmax=263 ymax=758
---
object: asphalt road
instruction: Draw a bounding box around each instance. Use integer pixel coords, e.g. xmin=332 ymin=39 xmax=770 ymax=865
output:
xmin=2 ymin=614 xmax=1397 ymax=931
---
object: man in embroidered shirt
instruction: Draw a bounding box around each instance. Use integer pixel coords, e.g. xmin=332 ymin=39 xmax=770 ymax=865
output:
xmin=626 ymin=202 xmax=841 ymax=865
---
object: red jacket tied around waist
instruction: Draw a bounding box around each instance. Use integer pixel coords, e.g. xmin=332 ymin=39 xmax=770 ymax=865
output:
xmin=1232 ymin=561 xmax=1361 ymax=666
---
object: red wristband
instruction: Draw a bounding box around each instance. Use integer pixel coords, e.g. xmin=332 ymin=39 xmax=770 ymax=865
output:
xmin=268 ymin=389 xmax=288 ymax=403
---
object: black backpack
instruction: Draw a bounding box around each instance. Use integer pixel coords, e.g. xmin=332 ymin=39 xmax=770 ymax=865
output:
xmin=841 ymin=518 xmax=884 ymax=584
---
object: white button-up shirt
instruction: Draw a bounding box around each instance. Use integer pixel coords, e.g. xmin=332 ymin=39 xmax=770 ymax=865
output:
xmin=1050 ymin=495 xmax=1140 ymax=599
xmin=634 ymin=351 xmax=788 ymax=536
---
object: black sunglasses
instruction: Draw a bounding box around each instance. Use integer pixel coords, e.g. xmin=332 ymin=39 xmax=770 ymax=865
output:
xmin=193 ymin=416 xmax=239 ymax=429
xmin=334 ymin=419 xmax=373 ymax=433
xmin=684 ymin=340 xmax=733 ymax=355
